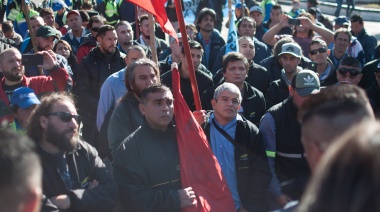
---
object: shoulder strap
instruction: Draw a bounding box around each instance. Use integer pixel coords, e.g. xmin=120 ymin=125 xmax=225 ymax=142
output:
xmin=212 ymin=119 xmax=237 ymax=146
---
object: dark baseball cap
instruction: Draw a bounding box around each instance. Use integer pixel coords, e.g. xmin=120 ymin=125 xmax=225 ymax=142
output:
xmin=291 ymin=70 xmax=320 ymax=96
xmin=36 ymin=26 xmax=59 ymax=39
xmin=335 ymin=16 xmax=349 ymax=26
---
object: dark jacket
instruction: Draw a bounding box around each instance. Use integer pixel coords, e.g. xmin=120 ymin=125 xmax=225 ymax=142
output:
xmin=366 ymin=84 xmax=380 ymax=116
xmin=39 ymin=140 xmax=118 ymax=212
xmin=254 ymin=24 xmax=267 ymax=43
xmin=266 ymin=76 xmax=290 ymax=109
xmin=213 ymin=62 xmax=271 ymax=95
xmin=135 ymin=37 xmax=168 ymax=59
xmin=113 ymin=121 xmax=181 ymax=211
xmin=76 ymin=33 xmax=97 ymax=64
xmin=161 ymin=64 xmax=213 ymax=111
xmin=203 ymin=114 xmax=271 ymax=211
xmin=359 ymin=58 xmax=380 ymax=89
xmin=202 ymin=82 xmax=266 ymax=125
xmin=353 ymin=28 xmax=377 ymax=63
xmin=195 ymin=30 xmax=226 ymax=71
xmin=211 ymin=37 xmax=271 ymax=75
xmin=74 ymin=46 xmax=126 ymax=127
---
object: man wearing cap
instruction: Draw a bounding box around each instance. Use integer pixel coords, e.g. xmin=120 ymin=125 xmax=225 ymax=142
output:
xmin=0 ymin=48 xmax=72 ymax=124
xmin=9 ymin=87 xmax=40 ymax=133
xmin=260 ymin=70 xmax=320 ymax=209
xmin=266 ymin=43 xmax=303 ymax=109
xmin=24 ymin=26 xmax=72 ymax=78
xmin=62 ymin=10 xmax=90 ymax=55
xmin=329 ymin=28 xmax=364 ymax=69
xmin=249 ymin=6 xmax=267 ymax=43
xmin=336 ymin=56 xmax=362 ymax=86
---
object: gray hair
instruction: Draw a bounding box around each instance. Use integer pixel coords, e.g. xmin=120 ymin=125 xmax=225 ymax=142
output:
xmin=213 ymin=82 xmax=242 ymax=104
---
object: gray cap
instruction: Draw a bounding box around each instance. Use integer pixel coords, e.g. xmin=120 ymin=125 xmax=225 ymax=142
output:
xmin=279 ymin=43 xmax=302 ymax=58
xmin=169 ymin=33 xmax=182 ymax=44
xmin=291 ymin=70 xmax=320 ymax=96
xmin=250 ymin=6 xmax=262 ymax=14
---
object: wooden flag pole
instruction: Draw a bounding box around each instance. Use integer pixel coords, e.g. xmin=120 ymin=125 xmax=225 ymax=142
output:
xmin=21 ymin=0 xmax=44 ymax=75
xmin=148 ymin=13 xmax=158 ymax=65
xmin=174 ymin=0 xmax=202 ymax=110
xmin=241 ymin=0 xmax=245 ymax=17
xmin=228 ymin=0 xmax=232 ymax=23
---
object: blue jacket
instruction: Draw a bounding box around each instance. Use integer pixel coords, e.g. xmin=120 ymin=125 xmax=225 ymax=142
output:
xmin=195 ymin=29 xmax=226 ymax=71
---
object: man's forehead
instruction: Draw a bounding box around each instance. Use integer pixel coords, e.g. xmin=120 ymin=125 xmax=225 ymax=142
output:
xmin=219 ymin=91 xmax=239 ymax=98
xmin=135 ymin=66 xmax=154 ymax=75
xmin=147 ymin=91 xmax=173 ymax=100
xmin=3 ymin=50 xmax=20 ymax=59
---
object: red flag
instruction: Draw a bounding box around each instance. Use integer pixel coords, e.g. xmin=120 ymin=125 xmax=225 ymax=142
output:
xmin=127 ymin=0 xmax=177 ymax=39
xmin=172 ymin=68 xmax=235 ymax=212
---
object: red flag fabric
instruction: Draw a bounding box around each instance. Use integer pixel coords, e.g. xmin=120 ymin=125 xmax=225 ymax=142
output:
xmin=126 ymin=0 xmax=177 ymax=39
xmin=172 ymin=68 xmax=235 ymax=212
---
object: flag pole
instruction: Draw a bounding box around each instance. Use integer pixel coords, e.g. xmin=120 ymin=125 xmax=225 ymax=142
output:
xmin=174 ymin=0 xmax=202 ymax=110
xmin=21 ymin=0 xmax=44 ymax=75
xmin=241 ymin=0 xmax=245 ymax=17
xmin=135 ymin=6 xmax=139 ymax=39
xmin=148 ymin=13 xmax=158 ymax=65
xmin=228 ymin=0 xmax=232 ymax=21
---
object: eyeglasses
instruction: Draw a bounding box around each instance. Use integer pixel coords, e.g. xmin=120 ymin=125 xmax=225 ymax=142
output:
xmin=47 ymin=112 xmax=80 ymax=123
xmin=338 ymin=67 xmax=361 ymax=76
xmin=91 ymin=27 xmax=100 ymax=32
xmin=309 ymin=47 xmax=327 ymax=55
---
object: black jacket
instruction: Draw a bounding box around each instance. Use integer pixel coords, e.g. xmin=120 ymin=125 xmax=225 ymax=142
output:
xmin=202 ymin=81 xmax=266 ymax=125
xmin=353 ymin=28 xmax=377 ymax=63
xmin=366 ymin=84 xmax=380 ymax=116
xmin=203 ymin=115 xmax=271 ymax=211
xmin=75 ymin=46 xmax=126 ymax=126
xmin=266 ymin=76 xmax=290 ymax=109
xmin=39 ymin=140 xmax=118 ymax=212
xmin=195 ymin=30 xmax=226 ymax=71
xmin=213 ymin=62 xmax=271 ymax=95
xmin=359 ymin=58 xmax=380 ymax=89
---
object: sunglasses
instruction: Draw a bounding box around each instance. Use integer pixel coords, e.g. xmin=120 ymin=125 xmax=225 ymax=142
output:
xmin=309 ymin=47 xmax=327 ymax=55
xmin=48 ymin=112 xmax=80 ymax=123
xmin=91 ymin=27 xmax=100 ymax=32
xmin=338 ymin=67 xmax=361 ymax=76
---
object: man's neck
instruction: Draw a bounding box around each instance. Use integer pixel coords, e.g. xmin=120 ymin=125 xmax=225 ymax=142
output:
xmin=317 ymin=62 xmax=328 ymax=75
xmin=233 ymin=82 xmax=244 ymax=91
xmin=119 ymin=43 xmax=132 ymax=53
xmin=286 ymin=71 xmax=297 ymax=81
xmin=171 ymin=54 xmax=180 ymax=63
xmin=72 ymin=27 xmax=83 ymax=37
xmin=296 ymin=31 xmax=309 ymax=38
xmin=214 ymin=114 xmax=235 ymax=127
xmin=39 ymin=140 xmax=61 ymax=155
xmin=200 ymin=30 xmax=212 ymax=40
xmin=5 ymin=79 xmax=22 ymax=86
xmin=142 ymin=36 xmax=151 ymax=45
xmin=334 ymin=48 xmax=345 ymax=59
xmin=179 ymin=65 xmax=190 ymax=78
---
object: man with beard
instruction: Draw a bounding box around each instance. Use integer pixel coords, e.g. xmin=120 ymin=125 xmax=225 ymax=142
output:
xmin=0 ymin=48 xmax=72 ymax=124
xmin=76 ymin=15 xmax=106 ymax=64
xmin=135 ymin=14 xmax=168 ymax=59
xmin=62 ymin=10 xmax=90 ymax=55
xmin=108 ymin=58 xmax=159 ymax=157
xmin=116 ymin=21 xmax=145 ymax=54
xmin=194 ymin=8 xmax=226 ymax=70
xmin=27 ymin=93 xmax=118 ymax=212
xmin=161 ymin=40 xmax=213 ymax=111
xmin=266 ymin=43 xmax=302 ymax=109
xmin=75 ymin=25 xmax=126 ymax=148
xmin=24 ymin=26 xmax=73 ymax=78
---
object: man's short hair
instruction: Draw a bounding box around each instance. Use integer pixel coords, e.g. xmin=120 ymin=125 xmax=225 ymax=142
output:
xmin=339 ymin=56 xmax=362 ymax=70
xmin=213 ymin=82 xmax=242 ymax=104
xmin=125 ymin=45 xmax=146 ymax=58
xmin=115 ymin=20 xmax=132 ymax=31
xmin=125 ymin=58 xmax=160 ymax=92
xmin=299 ymin=85 xmax=373 ymax=149
xmin=334 ymin=28 xmax=352 ymax=41
xmin=0 ymin=130 xmax=42 ymax=212
xmin=79 ymin=10 xmax=90 ymax=22
xmin=196 ymin=8 xmax=217 ymax=25
xmin=271 ymin=4 xmax=282 ymax=12
xmin=39 ymin=8 xmax=54 ymax=17
xmin=29 ymin=15 xmax=42 ymax=21
xmin=87 ymin=15 xmax=106 ymax=29
xmin=1 ymin=21 xmax=14 ymax=33
xmin=350 ymin=14 xmax=363 ymax=25
xmin=139 ymin=14 xmax=149 ymax=25
xmin=96 ymin=25 xmax=115 ymax=38
xmin=27 ymin=93 xmax=75 ymax=144
xmin=222 ymin=52 xmax=249 ymax=73
xmin=81 ymin=2 xmax=93 ymax=10
xmin=181 ymin=40 xmax=204 ymax=55
xmin=309 ymin=37 xmax=327 ymax=48
xmin=140 ymin=84 xmax=171 ymax=105
xmin=237 ymin=16 xmax=256 ymax=29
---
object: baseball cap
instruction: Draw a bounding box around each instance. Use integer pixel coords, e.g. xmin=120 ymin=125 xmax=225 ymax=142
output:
xmin=52 ymin=2 xmax=63 ymax=11
xmin=10 ymin=87 xmax=41 ymax=109
xmin=250 ymin=6 xmax=262 ymax=14
xmin=235 ymin=3 xmax=246 ymax=9
xmin=36 ymin=26 xmax=59 ymax=39
xmin=66 ymin=10 xmax=80 ymax=19
xmin=307 ymin=0 xmax=319 ymax=5
xmin=170 ymin=33 xmax=182 ymax=44
xmin=279 ymin=43 xmax=302 ymax=58
xmin=291 ymin=70 xmax=320 ymax=96
xmin=335 ymin=16 xmax=349 ymax=26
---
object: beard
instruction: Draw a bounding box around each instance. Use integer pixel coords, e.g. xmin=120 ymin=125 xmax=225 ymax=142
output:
xmin=101 ymin=45 xmax=116 ymax=54
xmin=3 ymin=66 xmax=24 ymax=82
xmin=44 ymin=122 xmax=79 ymax=152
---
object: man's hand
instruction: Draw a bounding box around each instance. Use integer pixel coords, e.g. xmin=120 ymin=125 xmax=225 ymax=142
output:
xmin=38 ymin=50 xmax=57 ymax=70
xmin=178 ymin=187 xmax=197 ymax=208
xmin=279 ymin=14 xmax=291 ymax=28
xmin=298 ymin=16 xmax=314 ymax=29
xmin=49 ymin=194 xmax=71 ymax=209
xmin=193 ymin=110 xmax=206 ymax=125
xmin=277 ymin=194 xmax=292 ymax=207
xmin=89 ymin=179 xmax=99 ymax=189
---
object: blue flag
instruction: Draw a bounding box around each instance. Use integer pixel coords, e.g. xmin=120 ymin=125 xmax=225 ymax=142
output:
xmin=226 ymin=10 xmax=239 ymax=54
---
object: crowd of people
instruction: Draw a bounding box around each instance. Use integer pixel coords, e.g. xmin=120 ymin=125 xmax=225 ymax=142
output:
xmin=1 ymin=0 xmax=380 ymax=211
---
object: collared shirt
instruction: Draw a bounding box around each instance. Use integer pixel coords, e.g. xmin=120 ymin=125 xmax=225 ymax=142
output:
xmin=319 ymin=62 xmax=332 ymax=81
xmin=209 ymin=113 xmax=241 ymax=209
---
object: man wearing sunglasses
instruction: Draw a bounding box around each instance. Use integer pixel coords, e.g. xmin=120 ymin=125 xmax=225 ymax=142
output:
xmin=27 ymin=93 xmax=118 ymax=211
xmin=336 ymin=57 xmax=362 ymax=86
xmin=308 ymin=38 xmax=337 ymax=86
xmin=77 ymin=15 xmax=105 ymax=64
